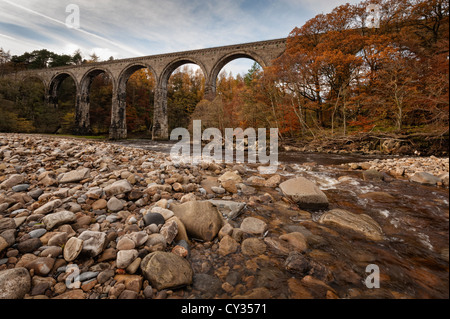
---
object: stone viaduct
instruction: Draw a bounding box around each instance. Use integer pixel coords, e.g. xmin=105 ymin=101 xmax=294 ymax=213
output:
xmin=8 ymin=38 xmax=286 ymax=140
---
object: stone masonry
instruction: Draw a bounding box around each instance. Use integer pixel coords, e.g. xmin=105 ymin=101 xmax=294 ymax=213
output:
xmin=6 ymin=38 xmax=287 ymax=140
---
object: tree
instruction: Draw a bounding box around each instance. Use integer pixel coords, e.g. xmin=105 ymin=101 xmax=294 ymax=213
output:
xmin=72 ymin=49 xmax=83 ymax=65
xmin=89 ymin=53 xmax=100 ymax=63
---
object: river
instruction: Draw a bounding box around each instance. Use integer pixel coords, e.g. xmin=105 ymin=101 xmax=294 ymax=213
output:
xmin=110 ymin=139 xmax=449 ymax=299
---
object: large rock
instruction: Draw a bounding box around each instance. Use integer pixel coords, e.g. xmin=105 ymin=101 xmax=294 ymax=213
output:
xmin=171 ymin=201 xmax=223 ymax=242
xmin=42 ymin=211 xmax=76 ymax=230
xmin=140 ymin=251 xmax=193 ymax=290
xmin=279 ymin=177 xmax=329 ymax=210
xmin=58 ymin=168 xmax=91 ymax=184
xmin=0 ymin=218 xmax=16 ymax=232
xmin=104 ymin=180 xmax=132 ymax=197
xmin=218 ymin=171 xmax=242 ymax=184
xmin=78 ymin=231 xmax=107 ymax=257
xmin=0 ymin=237 xmax=9 ymax=254
xmin=0 ymin=268 xmax=31 ymax=299
xmin=0 ymin=174 xmax=25 ymax=190
xmin=116 ymin=250 xmax=138 ymax=269
xmin=410 ymin=172 xmax=441 ymax=186
xmin=26 ymin=257 xmax=55 ymax=276
xmin=319 ymin=209 xmax=384 ymax=241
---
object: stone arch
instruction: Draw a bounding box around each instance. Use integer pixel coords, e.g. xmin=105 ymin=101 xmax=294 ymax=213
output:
xmin=208 ymin=51 xmax=267 ymax=95
xmin=20 ymin=74 xmax=47 ymax=89
xmin=76 ymin=67 xmax=115 ymax=136
xmin=159 ymin=57 xmax=208 ymax=88
xmin=118 ymin=62 xmax=157 ymax=91
xmin=152 ymin=57 xmax=208 ymax=140
xmin=80 ymin=67 xmax=115 ymax=94
xmin=19 ymin=75 xmax=47 ymax=107
xmin=111 ymin=62 xmax=158 ymax=139
xmin=48 ymin=71 xmax=78 ymax=109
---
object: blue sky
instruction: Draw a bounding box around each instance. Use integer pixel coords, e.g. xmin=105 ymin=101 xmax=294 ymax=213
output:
xmin=0 ymin=0 xmax=360 ymax=75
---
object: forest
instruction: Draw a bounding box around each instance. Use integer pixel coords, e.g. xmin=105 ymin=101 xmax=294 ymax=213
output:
xmin=0 ymin=0 xmax=448 ymax=150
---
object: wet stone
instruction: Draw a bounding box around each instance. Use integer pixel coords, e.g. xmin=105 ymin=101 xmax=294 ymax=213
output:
xmin=143 ymin=213 xmax=166 ymax=227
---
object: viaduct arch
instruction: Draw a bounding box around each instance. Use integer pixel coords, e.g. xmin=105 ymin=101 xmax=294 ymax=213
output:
xmin=8 ymin=38 xmax=286 ymax=140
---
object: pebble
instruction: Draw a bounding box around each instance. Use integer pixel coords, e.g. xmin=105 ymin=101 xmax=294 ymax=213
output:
xmin=79 ymin=272 xmax=100 ymax=283
xmin=63 ymin=237 xmax=84 ymax=262
xmin=117 ymin=237 xmax=136 ymax=251
xmin=240 ymin=217 xmax=268 ymax=236
xmin=0 ymin=268 xmax=31 ymax=299
xmin=29 ymin=229 xmax=47 ymax=239
xmin=143 ymin=213 xmax=166 ymax=227
xmin=0 ymin=133 xmax=446 ymax=300
xmin=107 ymin=196 xmax=124 ymax=212
xmin=12 ymin=184 xmax=30 ymax=192
xmin=17 ymin=238 xmax=42 ymax=254
xmin=78 ymin=231 xmax=107 ymax=257
xmin=116 ymin=250 xmax=138 ymax=269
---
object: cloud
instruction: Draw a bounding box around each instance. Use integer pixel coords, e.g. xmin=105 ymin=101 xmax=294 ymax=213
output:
xmin=0 ymin=0 xmax=361 ymax=74
xmin=0 ymin=0 xmax=144 ymax=56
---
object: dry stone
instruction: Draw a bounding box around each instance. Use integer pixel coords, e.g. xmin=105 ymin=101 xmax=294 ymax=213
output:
xmin=140 ymin=251 xmax=193 ymax=290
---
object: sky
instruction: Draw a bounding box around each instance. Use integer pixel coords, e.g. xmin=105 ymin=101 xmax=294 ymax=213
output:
xmin=0 ymin=0 xmax=360 ymax=76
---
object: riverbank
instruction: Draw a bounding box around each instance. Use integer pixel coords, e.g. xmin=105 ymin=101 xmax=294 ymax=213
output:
xmin=282 ymin=131 xmax=449 ymax=157
xmin=344 ymin=156 xmax=449 ymax=187
xmin=0 ymin=133 xmax=448 ymax=300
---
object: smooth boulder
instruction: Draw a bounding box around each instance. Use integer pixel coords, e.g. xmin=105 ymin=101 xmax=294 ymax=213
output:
xmin=104 ymin=180 xmax=132 ymax=197
xmin=410 ymin=172 xmax=441 ymax=186
xmin=64 ymin=237 xmax=84 ymax=262
xmin=0 ymin=268 xmax=31 ymax=299
xmin=140 ymin=251 xmax=193 ymax=290
xmin=59 ymin=168 xmax=91 ymax=184
xmin=78 ymin=231 xmax=107 ymax=257
xmin=171 ymin=201 xmax=223 ymax=242
xmin=279 ymin=177 xmax=329 ymax=210
xmin=42 ymin=211 xmax=76 ymax=230
xmin=319 ymin=209 xmax=384 ymax=241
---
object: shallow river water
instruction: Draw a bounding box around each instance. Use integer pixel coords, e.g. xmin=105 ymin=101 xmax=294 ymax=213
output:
xmin=110 ymin=139 xmax=449 ymax=299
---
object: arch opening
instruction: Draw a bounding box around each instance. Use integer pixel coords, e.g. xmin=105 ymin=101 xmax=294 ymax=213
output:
xmin=167 ymin=63 xmax=205 ymax=132
xmin=117 ymin=64 xmax=157 ymax=138
xmin=15 ymin=77 xmax=46 ymax=133
xmin=48 ymin=73 xmax=77 ymax=134
xmin=80 ymin=69 xmax=113 ymax=136
xmin=153 ymin=59 xmax=206 ymax=140
xmin=210 ymin=52 xmax=266 ymax=96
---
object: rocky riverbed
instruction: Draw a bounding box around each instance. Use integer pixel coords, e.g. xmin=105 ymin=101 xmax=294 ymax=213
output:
xmin=345 ymin=156 xmax=449 ymax=187
xmin=0 ymin=133 xmax=448 ymax=299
